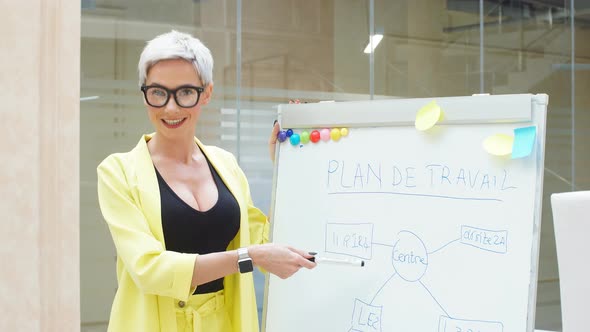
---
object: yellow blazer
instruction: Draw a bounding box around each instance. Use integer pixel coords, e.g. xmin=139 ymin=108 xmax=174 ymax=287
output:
xmin=97 ymin=134 xmax=269 ymax=332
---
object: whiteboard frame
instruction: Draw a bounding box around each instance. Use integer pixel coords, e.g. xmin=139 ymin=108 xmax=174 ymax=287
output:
xmin=262 ymin=93 xmax=548 ymax=332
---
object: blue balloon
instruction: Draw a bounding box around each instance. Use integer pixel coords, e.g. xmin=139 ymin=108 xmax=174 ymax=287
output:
xmin=286 ymin=129 xmax=294 ymax=137
xmin=289 ymin=133 xmax=301 ymax=146
xmin=278 ymin=130 xmax=287 ymax=142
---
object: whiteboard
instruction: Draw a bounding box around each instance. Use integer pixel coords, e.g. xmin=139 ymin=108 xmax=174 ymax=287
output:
xmin=263 ymin=94 xmax=548 ymax=332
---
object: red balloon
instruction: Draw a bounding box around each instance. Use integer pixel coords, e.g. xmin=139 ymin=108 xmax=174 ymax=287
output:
xmin=310 ymin=130 xmax=321 ymax=143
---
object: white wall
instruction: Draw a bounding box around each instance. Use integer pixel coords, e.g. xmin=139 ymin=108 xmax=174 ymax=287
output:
xmin=0 ymin=1 xmax=80 ymax=331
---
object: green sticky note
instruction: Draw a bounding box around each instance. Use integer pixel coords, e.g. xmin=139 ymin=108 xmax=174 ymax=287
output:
xmin=511 ymin=126 xmax=536 ymax=159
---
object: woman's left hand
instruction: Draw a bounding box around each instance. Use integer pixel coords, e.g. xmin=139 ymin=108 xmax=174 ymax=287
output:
xmin=268 ymin=121 xmax=280 ymax=163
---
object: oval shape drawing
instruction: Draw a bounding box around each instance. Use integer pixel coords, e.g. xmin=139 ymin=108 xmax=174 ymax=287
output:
xmin=391 ymin=230 xmax=429 ymax=282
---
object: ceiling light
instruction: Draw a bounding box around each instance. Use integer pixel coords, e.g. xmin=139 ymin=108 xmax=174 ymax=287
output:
xmin=363 ymin=34 xmax=383 ymax=54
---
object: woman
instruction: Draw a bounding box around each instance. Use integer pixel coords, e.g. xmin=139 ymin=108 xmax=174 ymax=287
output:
xmin=97 ymin=30 xmax=316 ymax=332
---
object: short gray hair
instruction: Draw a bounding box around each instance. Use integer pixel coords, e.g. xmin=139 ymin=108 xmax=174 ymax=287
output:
xmin=138 ymin=30 xmax=213 ymax=87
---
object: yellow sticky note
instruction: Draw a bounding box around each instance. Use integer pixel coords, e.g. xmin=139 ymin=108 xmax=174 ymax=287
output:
xmin=415 ymin=101 xmax=444 ymax=131
xmin=483 ymin=134 xmax=514 ymax=156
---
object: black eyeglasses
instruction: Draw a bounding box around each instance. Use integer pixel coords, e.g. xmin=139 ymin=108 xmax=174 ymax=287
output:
xmin=140 ymin=84 xmax=205 ymax=108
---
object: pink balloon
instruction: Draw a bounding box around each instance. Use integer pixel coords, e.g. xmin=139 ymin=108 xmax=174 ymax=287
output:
xmin=320 ymin=128 xmax=331 ymax=142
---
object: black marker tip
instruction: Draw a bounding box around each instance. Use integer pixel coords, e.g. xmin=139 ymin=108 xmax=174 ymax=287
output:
xmin=361 ymin=261 xmax=365 ymax=267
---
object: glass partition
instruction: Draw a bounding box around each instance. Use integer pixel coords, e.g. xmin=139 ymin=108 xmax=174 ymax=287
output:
xmin=481 ymin=2 xmax=572 ymax=330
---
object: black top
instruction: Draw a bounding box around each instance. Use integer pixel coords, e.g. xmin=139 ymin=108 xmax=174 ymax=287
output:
xmin=155 ymin=158 xmax=240 ymax=294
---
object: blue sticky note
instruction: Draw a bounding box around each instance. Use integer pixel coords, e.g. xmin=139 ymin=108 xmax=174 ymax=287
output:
xmin=511 ymin=126 xmax=536 ymax=159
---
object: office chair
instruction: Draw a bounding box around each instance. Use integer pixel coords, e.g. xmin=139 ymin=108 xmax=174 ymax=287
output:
xmin=552 ymin=191 xmax=590 ymax=331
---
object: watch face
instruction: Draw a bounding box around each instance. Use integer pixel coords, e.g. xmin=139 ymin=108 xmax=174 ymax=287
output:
xmin=239 ymin=259 xmax=253 ymax=273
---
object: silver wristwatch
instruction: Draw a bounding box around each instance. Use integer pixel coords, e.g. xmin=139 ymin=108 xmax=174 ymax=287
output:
xmin=237 ymin=247 xmax=253 ymax=273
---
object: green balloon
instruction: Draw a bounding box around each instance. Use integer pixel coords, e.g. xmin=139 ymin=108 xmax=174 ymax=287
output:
xmin=300 ymin=131 xmax=310 ymax=144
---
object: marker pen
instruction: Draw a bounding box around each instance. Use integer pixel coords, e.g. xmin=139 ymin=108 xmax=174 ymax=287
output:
xmin=308 ymin=256 xmax=365 ymax=267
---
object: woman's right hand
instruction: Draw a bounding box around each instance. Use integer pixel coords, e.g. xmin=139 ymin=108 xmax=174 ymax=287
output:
xmin=268 ymin=121 xmax=280 ymax=163
xmin=248 ymin=243 xmax=316 ymax=279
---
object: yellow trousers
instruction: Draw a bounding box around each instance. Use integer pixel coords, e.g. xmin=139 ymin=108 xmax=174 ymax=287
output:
xmin=175 ymin=290 xmax=233 ymax=332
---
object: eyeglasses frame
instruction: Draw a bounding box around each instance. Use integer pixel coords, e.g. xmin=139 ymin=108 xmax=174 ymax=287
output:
xmin=140 ymin=84 xmax=205 ymax=108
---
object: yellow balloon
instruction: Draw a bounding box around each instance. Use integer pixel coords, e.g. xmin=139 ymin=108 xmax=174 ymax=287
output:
xmin=340 ymin=128 xmax=349 ymax=137
xmin=330 ymin=128 xmax=341 ymax=141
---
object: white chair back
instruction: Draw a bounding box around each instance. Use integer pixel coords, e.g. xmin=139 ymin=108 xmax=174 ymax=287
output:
xmin=551 ymin=191 xmax=590 ymax=332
